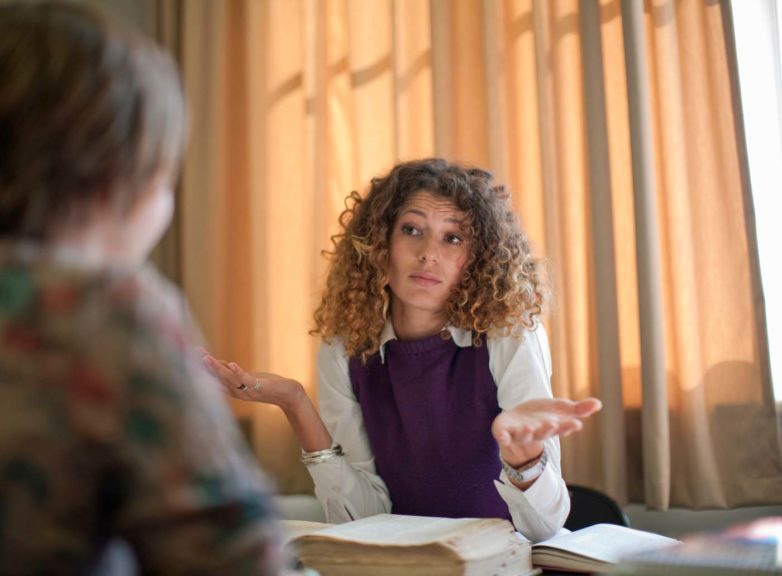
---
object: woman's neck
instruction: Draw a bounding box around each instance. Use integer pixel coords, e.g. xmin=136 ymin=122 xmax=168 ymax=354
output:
xmin=390 ymin=299 xmax=447 ymax=341
xmin=49 ymin=220 xmax=131 ymax=269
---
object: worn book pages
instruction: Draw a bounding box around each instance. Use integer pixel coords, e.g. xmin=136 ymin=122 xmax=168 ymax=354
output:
xmin=531 ymin=523 xmax=680 ymax=573
xmin=281 ymin=519 xmax=333 ymax=544
xmin=282 ymin=514 xmax=538 ymax=576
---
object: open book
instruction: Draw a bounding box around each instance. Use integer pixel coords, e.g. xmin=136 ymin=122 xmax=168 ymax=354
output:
xmin=530 ymin=523 xmax=680 ymax=573
xmin=282 ymin=514 xmax=681 ymax=575
xmin=282 ymin=514 xmax=538 ymax=576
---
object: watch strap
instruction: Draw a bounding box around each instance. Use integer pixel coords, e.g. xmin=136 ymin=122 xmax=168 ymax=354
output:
xmin=500 ymin=450 xmax=548 ymax=483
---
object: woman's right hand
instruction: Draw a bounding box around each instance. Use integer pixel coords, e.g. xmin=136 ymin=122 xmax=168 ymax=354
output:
xmin=199 ymin=348 xmax=305 ymax=412
xmin=200 ymin=348 xmax=334 ymax=452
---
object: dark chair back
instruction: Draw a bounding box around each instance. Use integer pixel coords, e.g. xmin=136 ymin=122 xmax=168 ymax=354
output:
xmin=564 ymin=484 xmax=630 ymax=531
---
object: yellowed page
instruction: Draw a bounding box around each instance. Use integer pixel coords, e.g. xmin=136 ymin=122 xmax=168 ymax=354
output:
xmin=302 ymin=514 xmax=502 ymax=546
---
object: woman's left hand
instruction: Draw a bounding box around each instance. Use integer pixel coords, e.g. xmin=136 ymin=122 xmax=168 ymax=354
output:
xmin=491 ymin=397 xmax=602 ymax=469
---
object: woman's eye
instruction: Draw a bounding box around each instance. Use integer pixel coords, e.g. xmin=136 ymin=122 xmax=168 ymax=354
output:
xmin=445 ymin=234 xmax=463 ymax=245
xmin=401 ymin=224 xmax=422 ymax=236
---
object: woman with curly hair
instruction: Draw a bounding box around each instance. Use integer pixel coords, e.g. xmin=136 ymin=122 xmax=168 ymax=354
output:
xmin=205 ymin=158 xmax=601 ymax=541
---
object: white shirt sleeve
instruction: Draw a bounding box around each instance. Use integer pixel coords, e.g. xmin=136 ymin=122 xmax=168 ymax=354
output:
xmin=488 ymin=324 xmax=571 ymax=541
xmin=305 ymin=340 xmax=391 ymax=523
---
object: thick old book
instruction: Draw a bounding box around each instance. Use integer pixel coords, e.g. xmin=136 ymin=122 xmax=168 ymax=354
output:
xmin=530 ymin=523 xmax=680 ymax=573
xmin=282 ymin=514 xmax=538 ymax=576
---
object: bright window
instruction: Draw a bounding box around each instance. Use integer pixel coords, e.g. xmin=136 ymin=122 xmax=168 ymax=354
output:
xmin=730 ymin=0 xmax=782 ymax=399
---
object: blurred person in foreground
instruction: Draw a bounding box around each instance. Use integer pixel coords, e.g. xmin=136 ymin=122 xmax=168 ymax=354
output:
xmin=0 ymin=2 xmax=288 ymax=573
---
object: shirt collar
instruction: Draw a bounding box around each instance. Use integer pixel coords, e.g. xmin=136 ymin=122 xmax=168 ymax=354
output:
xmin=378 ymin=318 xmax=473 ymax=363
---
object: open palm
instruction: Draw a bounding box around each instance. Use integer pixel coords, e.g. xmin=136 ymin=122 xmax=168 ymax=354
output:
xmin=492 ymin=397 xmax=602 ymax=466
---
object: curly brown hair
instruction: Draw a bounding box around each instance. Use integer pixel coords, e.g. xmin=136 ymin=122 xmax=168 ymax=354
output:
xmin=312 ymin=158 xmax=547 ymax=361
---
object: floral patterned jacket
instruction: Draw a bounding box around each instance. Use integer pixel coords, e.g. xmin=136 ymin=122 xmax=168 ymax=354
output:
xmin=0 ymin=242 xmax=286 ymax=575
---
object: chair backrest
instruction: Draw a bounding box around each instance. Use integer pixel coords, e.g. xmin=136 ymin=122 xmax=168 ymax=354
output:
xmin=564 ymin=484 xmax=630 ymax=531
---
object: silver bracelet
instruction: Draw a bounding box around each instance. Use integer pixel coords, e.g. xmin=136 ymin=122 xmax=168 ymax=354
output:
xmin=299 ymin=444 xmax=343 ymax=465
xmin=500 ymin=450 xmax=548 ymax=484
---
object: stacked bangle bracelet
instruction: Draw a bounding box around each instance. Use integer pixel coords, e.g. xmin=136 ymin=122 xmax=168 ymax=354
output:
xmin=299 ymin=444 xmax=344 ymax=465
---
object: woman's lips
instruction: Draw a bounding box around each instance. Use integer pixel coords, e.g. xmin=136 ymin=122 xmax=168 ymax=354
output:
xmin=409 ymin=273 xmax=441 ymax=287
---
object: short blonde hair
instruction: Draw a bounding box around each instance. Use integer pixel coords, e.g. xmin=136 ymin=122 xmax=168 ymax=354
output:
xmin=0 ymin=1 xmax=187 ymax=237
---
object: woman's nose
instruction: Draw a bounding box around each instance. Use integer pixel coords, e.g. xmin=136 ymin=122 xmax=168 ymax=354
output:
xmin=417 ymin=238 xmax=439 ymax=263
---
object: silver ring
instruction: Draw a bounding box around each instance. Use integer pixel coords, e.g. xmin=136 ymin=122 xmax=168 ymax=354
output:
xmin=251 ymin=379 xmax=262 ymax=391
xmin=237 ymin=383 xmax=248 ymax=391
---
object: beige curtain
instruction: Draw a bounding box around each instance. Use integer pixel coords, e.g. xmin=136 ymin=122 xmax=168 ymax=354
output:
xmin=148 ymin=0 xmax=185 ymax=284
xmin=173 ymin=0 xmax=782 ymax=508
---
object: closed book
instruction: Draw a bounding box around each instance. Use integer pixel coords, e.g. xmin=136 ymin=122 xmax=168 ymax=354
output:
xmin=282 ymin=513 xmax=538 ymax=576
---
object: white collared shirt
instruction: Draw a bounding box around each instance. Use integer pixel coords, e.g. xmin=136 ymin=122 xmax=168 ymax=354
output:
xmin=306 ymin=322 xmax=570 ymax=542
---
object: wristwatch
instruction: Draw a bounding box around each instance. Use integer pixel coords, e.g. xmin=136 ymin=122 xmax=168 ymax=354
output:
xmin=500 ymin=450 xmax=548 ymax=484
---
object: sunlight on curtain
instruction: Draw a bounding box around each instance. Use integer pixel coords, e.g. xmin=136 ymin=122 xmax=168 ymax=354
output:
xmin=176 ymin=0 xmax=782 ymax=506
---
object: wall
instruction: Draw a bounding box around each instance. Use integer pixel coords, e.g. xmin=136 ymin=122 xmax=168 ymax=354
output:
xmin=627 ymin=503 xmax=782 ymax=539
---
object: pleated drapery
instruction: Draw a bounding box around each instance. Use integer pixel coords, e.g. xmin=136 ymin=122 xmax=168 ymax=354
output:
xmin=161 ymin=0 xmax=781 ymax=508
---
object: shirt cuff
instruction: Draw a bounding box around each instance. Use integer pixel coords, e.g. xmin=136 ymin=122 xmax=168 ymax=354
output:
xmin=493 ymin=461 xmax=569 ymax=541
xmin=304 ymin=456 xmax=345 ymax=495
xmin=495 ymin=457 xmax=561 ymax=509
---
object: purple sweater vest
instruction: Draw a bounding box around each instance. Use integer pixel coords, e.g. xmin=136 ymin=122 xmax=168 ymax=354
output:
xmin=348 ymin=333 xmax=511 ymax=521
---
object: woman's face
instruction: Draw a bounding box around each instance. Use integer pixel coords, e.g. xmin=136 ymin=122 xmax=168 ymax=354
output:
xmin=386 ymin=191 xmax=471 ymax=317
